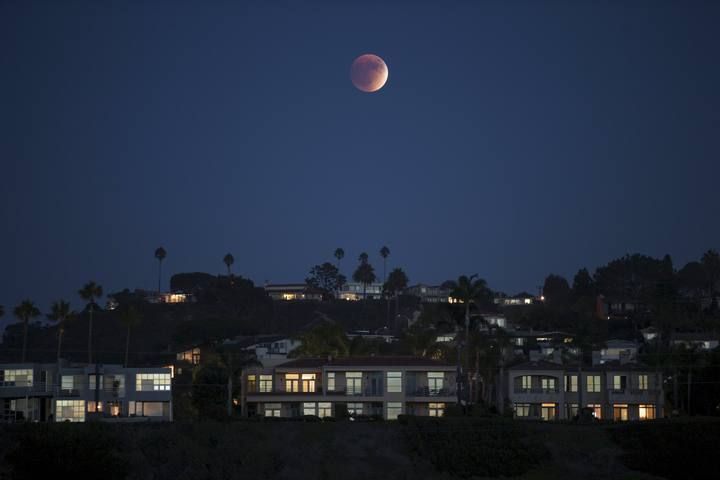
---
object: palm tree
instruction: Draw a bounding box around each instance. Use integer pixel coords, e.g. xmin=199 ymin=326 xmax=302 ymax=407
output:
xmin=380 ymin=246 xmax=390 ymax=282
xmin=353 ymin=254 xmax=376 ymax=301
xmin=384 ymin=267 xmax=409 ymax=325
xmin=120 ymin=305 xmax=142 ymax=367
xmin=79 ymin=281 xmax=103 ymax=364
xmin=223 ymin=253 xmax=235 ymax=278
xmin=154 ymin=247 xmax=167 ymax=293
xmin=214 ymin=347 xmax=261 ymax=417
xmin=47 ymin=300 xmax=73 ymax=365
xmin=14 ymin=300 xmax=40 ymax=362
xmin=334 ymin=248 xmax=344 ymax=270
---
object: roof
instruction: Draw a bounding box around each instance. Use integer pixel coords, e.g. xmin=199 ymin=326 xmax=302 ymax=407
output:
xmin=507 ymin=360 xmax=565 ymax=371
xmin=276 ymin=356 xmax=453 ymax=369
xmin=228 ymin=335 xmax=293 ymax=349
xmin=509 ymin=360 xmax=656 ymax=372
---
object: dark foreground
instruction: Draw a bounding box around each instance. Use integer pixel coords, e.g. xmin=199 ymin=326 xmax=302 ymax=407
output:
xmin=1 ymin=417 xmax=718 ymax=480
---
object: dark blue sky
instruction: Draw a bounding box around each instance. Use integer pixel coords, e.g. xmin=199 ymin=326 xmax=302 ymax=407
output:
xmin=2 ymin=0 xmax=719 ymax=326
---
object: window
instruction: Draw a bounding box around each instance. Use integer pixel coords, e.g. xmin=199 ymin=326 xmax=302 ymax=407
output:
xmin=613 ymin=404 xmax=628 ymax=421
xmin=285 ymin=373 xmax=299 ymax=393
xmin=387 ymin=372 xmax=402 ymax=393
xmin=138 ymin=402 xmax=165 ymax=417
xmin=259 ymin=374 xmax=273 ymax=393
xmin=303 ymin=402 xmax=316 ymax=416
xmin=89 ymin=374 xmax=103 ymax=390
xmin=327 ymin=372 xmax=335 ymax=391
xmin=136 ymin=373 xmax=171 ymax=391
xmin=428 ymin=372 xmax=444 ymax=394
xmin=0 ymin=369 xmax=33 ymax=387
xmin=428 ymin=402 xmax=445 ymax=417
xmin=565 ymin=375 xmax=578 ymax=392
xmin=347 ymin=402 xmax=363 ymax=416
xmin=301 ymin=373 xmax=316 ymax=393
xmin=318 ymin=402 xmax=332 ymax=418
xmin=613 ymin=375 xmax=627 ymax=391
xmin=587 ymin=404 xmax=602 ymax=419
xmin=56 ymin=400 xmax=85 ymax=422
xmin=87 ymin=401 xmax=104 ymax=413
xmin=346 ymin=372 xmax=362 ymax=395
xmin=541 ymin=377 xmax=556 ymax=392
xmin=514 ymin=403 xmax=530 ymax=417
xmin=521 ymin=375 xmax=532 ymax=391
xmin=387 ymin=402 xmax=403 ymax=420
xmin=587 ymin=375 xmax=601 ymax=393
xmin=541 ymin=403 xmax=556 ymax=421
xmin=637 ymin=374 xmax=648 ymax=390
xmin=107 ymin=401 xmax=121 ymax=417
xmin=639 ymin=404 xmax=655 ymax=420
xmin=265 ymin=403 xmax=281 ymax=417
xmin=247 ymin=375 xmax=257 ymax=392
xmin=176 ymin=347 xmax=200 ymax=365
xmin=567 ymin=404 xmax=579 ymax=419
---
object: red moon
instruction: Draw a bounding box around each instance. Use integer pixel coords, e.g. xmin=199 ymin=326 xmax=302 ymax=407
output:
xmin=350 ymin=54 xmax=388 ymax=93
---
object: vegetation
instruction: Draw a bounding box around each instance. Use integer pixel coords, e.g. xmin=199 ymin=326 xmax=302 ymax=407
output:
xmin=78 ymin=281 xmax=103 ymax=364
xmin=306 ymin=262 xmax=346 ymax=299
xmin=13 ymin=300 xmax=40 ymax=363
xmin=47 ymin=300 xmax=73 ymax=364
xmin=154 ymin=246 xmax=166 ymax=292
xmin=352 ymin=252 xmax=377 ymax=301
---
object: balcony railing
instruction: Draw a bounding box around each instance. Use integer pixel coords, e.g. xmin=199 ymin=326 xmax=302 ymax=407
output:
xmin=513 ymin=387 xmax=560 ymax=394
xmin=408 ymin=386 xmax=456 ymax=397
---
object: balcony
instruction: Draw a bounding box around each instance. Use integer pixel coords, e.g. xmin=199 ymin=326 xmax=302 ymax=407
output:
xmin=514 ymin=387 xmax=560 ymax=394
xmin=246 ymin=386 xmax=325 ymax=396
xmin=407 ymin=386 xmax=456 ymax=397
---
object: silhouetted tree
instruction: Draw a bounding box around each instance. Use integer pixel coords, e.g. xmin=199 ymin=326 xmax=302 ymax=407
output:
xmin=334 ymin=248 xmax=344 ymax=270
xmin=79 ymin=281 xmax=103 ymax=364
xmin=384 ymin=267 xmax=409 ymax=319
xmin=306 ymin=262 xmax=346 ymax=299
xmin=120 ymin=305 xmax=142 ymax=367
xmin=380 ymin=246 xmax=390 ymax=282
xmin=47 ymin=300 xmax=73 ymax=365
xmin=571 ymin=268 xmax=594 ymax=300
xmin=14 ymin=300 xmax=40 ymax=362
xmin=154 ymin=247 xmax=167 ymax=292
xmin=353 ymin=254 xmax=376 ymax=300
xmin=289 ymin=321 xmax=350 ymax=358
xmin=223 ymin=253 xmax=234 ymax=277
xmin=543 ymin=274 xmax=571 ymax=308
xmin=701 ymin=249 xmax=720 ymax=296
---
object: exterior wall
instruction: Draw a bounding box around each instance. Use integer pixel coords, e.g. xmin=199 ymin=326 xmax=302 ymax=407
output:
xmin=244 ymin=364 xmax=456 ymax=420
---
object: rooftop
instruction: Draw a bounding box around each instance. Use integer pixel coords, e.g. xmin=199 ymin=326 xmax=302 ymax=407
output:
xmin=276 ymin=356 xmax=453 ymax=369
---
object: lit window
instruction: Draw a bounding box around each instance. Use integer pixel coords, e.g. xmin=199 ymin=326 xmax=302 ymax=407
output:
xmin=318 ymin=402 xmax=332 ymax=418
xmin=428 ymin=372 xmax=444 ymax=394
xmin=428 ymin=402 xmax=445 ymax=417
xmin=0 ymin=369 xmax=33 ymax=387
xmin=346 ymin=372 xmax=362 ymax=395
xmin=541 ymin=377 xmax=556 ymax=392
xmin=386 ymin=402 xmax=403 ymax=420
xmin=265 ymin=403 xmax=281 ymax=417
xmin=613 ymin=375 xmax=626 ymax=391
xmin=567 ymin=404 xmax=579 ymax=418
xmin=303 ymin=402 xmax=316 ymax=416
xmin=514 ymin=403 xmax=530 ymax=417
xmin=541 ymin=403 xmax=556 ymax=421
xmin=136 ymin=373 xmax=171 ymax=391
xmin=637 ymin=374 xmax=648 ymax=390
xmin=301 ymin=373 xmax=316 ymax=393
xmin=61 ymin=375 xmax=76 ymax=391
xmin=87 ymin=401 xmax=104 ymax=413
xmin=285 ymin=373 xmax=299 ymax=393
xmin=387 ymin=372 xmax=402 ymax=393
xmin=348 ymin=402 xmax=363 ymax=415
xmin=247 ymin=375 xmax=257 ymax=392
xmin=327 ymin=372 xmax=335 ymax=392
xmin=587 ymin=375 xmax=601 ymax=393
xmin=564 ymin=375 xmax=578 ymax=392
xmin=89 ymin=374 xmax=103 ymax=390
xmin=613 ymin=404 xmax=628 ymax=421
xmin=56 ymin=400 xmax=85 ymax=422
xmin=521 ymin=375 xmax=532 ymax=391
xmin=587 ymin=404 xmax=602 ymax=419
xmin=639 ymin=404 xmax=655 ymax=420
xmin=259 ymin=375 xmax=273 ymax=392
xmin=136 ymin=402 xmax=165 ymax=417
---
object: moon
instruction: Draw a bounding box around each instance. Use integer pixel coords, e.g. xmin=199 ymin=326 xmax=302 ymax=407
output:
xmin=350 ymin=54 xmax=388 ymax=93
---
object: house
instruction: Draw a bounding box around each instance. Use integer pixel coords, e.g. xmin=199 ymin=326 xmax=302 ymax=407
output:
xmin=346 ymin=330 xmax=398 ymax=343
xmin=242 ymin=356 xmax=456 ymax=419
xmin=404 ymin=284 xmax=451 ymax=303
xmin=507 ymin=360 xmax=662 ymax=421
xmin=264 ymin=284 xmax=323 ymax=301
xmin=0 ymin=363 xmax=173 ymax=423
xmin=494 ymin=293 xmax=536 ymax=306
xmin=594 ymin=339 xmax=639 ymax=364
xmin=338 ymin=282 xmax=384 ymax=301
xmin=226 ymin=335 xmax=302 ymax=367
xmin=670 ymin=333 xmax=720 ymax=351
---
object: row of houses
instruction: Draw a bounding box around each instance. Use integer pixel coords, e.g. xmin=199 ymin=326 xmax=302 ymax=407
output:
xmin=0 ymin=363 xmax=173 ymax=423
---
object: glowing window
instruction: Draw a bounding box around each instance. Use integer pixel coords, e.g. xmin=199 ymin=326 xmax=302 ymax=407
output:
xmin=136 ymin=373 xmax=171 ymax=391
xmin=285 ymin=373 xmax=299 ymax=393
xmin=301 ymin=373 xmax=316 ymax=393
xmin=386 ymin=402 xmax=403 ymax=420
xmin=327 ymin=372 xmax=335 ymax=391
xmin=387 ymin=372 xmax=402 ymax=393
xmin=318 ymin=402 xmax=332 ymax=418
xmin=56 ymin=400 xmax=85 ymax=422
xmin=428 ymin=402 xmax=445 ymax=417
xmin=587 ymin=375 xmax=601 ymax=393
xmin=259 ymin=375 xmax=273 ymax=392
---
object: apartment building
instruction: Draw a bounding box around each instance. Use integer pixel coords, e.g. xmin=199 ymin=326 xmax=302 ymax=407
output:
xmin=0 ymin=363 xmax=173 ymax=423
xmin=242 ymin=356 xmax=456 ymax=419
xmin=507 ymin=360 xmax=663 ymax=421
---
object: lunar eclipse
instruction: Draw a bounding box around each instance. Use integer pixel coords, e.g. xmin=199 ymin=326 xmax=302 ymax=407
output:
xmin=350 ymin=54 xmax=388 ymax=93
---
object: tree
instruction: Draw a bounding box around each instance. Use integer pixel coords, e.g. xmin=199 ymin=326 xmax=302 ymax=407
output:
xmin=79 ymin=281 xmax=103 ymax=364
xmin=14 ymin=300 xmax=40 ymax=362
xmin=701 ymin=249 xmax=720 ymax=296
xmin=120 ymin=305 xmax=142 ymax=367
xmin=306 ymin=262 xmax=346 ymax=299
xmin=289 ymin=321 xmax=350 ymax=358
xmin=47 ymin=300 xmax=73 ymax=365
xmin=154 ymin=247 xmax=167 ymax=293
xmin=543 ymin=274 xmax=571 ymax=308
xmin=445 ymin=274 xmax=492 ymax=407
xmin=214 ymin=347 xmax=260 ymax=417
xmin=353 ymin=255 xmax=376 ymax=300
xmin=223 ymin=253 xmax=235 ymax=277
xmin=384 ymin=268 xmax=409 ymax=320
xmin=334 ymin=248 xmax=344 ymax=270
xmin=380 ymin=246 xmax=390 ymax=282
xmin=571 ymin=268 xmax=594 ymax=300
xmin=0 ymin=305 xmax=4 ymax=319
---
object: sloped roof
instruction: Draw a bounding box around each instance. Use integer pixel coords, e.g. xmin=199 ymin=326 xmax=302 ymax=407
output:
xmin=276 ymin=356 xmax=453 ymax=369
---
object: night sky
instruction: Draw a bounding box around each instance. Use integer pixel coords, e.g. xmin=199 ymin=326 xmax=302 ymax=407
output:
xmin=2 ymin=0 xmax=719 ymax=328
